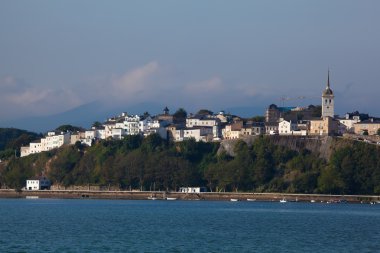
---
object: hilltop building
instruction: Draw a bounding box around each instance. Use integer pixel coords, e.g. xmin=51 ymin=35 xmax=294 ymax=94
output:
xmin=265 ymin=104 xmax=296 ymax=123
xmin=338 ymin=111 xmax=368 ymax=133
xmin=353 ymin=118 xmax=380 ymax=135
xmin=20 ymin=132 xmax=70 ymax=157
xmin=309 ymin=117 xmax=338 ymax=136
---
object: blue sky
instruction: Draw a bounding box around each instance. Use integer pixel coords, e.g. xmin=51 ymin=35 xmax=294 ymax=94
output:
xmin=1 ymin=0 xmax=379 ymax=126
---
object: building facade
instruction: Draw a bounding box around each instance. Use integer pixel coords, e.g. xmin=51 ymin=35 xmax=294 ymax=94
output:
xmin=309 ymin=117 xmax=338 ymax=136
xmin=26 ymin=177 xmax=51 ymax=190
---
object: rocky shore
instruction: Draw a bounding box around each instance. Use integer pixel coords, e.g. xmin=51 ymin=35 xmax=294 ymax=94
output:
xmin=1 ymin=189 xmax=379 ymax=204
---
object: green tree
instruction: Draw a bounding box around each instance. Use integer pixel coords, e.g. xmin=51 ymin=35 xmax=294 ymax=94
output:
xmin=49 ymin=146 xmax=81 ymax=187
xmin=248 ymin=116 xmax=265 ymax=122
xmin=55 ymin=125 xmax=84 ymax=133
xmin=3 ymin=159 xmax=33 ymax=190
xmin=92 ymin=121 xmax=103 ymax=129
xmin=72 ymin=152 xmax=96 ymax=188
xmin=310 ymin=105 xmax=322 ymax=117
xmin=317 ymin=166 xmax=345 ymax=194
xmin=173 ymin=108 xmax=187 ymax=124
xmin=0 ymin=128 xmax=41 ymax=150
xmin=126 ymin=149 xmax=145 ymax=190
xmin=196 ymin=109 xmax=213 ymax=116
xmin=141 ymin=133 xmax=165 ymax=153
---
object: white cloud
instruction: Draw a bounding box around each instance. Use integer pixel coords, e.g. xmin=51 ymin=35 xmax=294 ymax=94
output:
xmin=0 ymin=76 xmax=82 ymax=119
xmin=184 ymin=77 xmax=224 ymax=94
xmin=110 ymin=61 xmax=160 ymax=100
xmin=0 ymin=62 xmax=274 ymax=122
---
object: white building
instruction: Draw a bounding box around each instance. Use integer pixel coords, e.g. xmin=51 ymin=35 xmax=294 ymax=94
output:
xmin=223 ymin=125 xmax=241 ymax=140
xmin=265 ymin=122 xmax=279 ymax=135
xmin=70 ymin=133 xmax=82 ymax=145
xmin=104 ymin=123 xmax=117 ymax=139
xmin=174 ymin=128 xmax=184 ymax=141
xmin=85 ymin=130 xmax=96 ymax=140
xmin=26 ymin=177 xmax=51 ymax=190
xmin=20 ymin=146 xmax=30 ymax=157
xmin=223 ymin=122 xmax=243 ymax=140
xmin=278 ymin=119 xmax=297 ymax=135
xmin=112 ymin=128 xmax=125 ymax=140
xmin=241 ymin=123 xmax=265 ymax=136
xmin=143 ymin=127 xmax=168 ymax=139
xmin=186 ymin=117 xmax=219 ymax=128
xmin=96 ymin=128 xmax=107 ymax=139
xmin=339 ymin=113 xmax=362 ymax=133
xmin=20 ymin=132 xmax=71 ymax=157
xmin=41 ymin=132 xmax=70 ymax=151
xmin=124 ymin=115 xmax=140 ymax=135
xmin=215 ymin=111 xmax=230 ymax=123
xmin=175 ymin=127 xmax=213 ymax=142
xmin=29 ymin=141 xmax=42 ymax=155
xmin=179 ymin=187 xmax=207 ymax=193
xmin=139 ymin=116 xmax=162 ymax=132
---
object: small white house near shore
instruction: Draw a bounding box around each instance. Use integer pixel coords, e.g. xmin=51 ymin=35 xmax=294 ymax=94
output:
xmin=26 ymin=177 xmax=51 ymax=190
xmin=179 ymin=187 xmax=207 ymax=193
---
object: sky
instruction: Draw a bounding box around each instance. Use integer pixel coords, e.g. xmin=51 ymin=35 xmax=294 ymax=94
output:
xmin=1 ymin=0 xmax=379 ymax=128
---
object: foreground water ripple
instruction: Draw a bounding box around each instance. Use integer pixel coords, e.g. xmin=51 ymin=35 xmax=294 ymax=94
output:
xmin=0 ymin=199 xmax=379 ymax=252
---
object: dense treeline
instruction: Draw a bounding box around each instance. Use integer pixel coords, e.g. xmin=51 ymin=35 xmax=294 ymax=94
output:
xmin=0 ymin=128 xmax=42 ymax=160
xmin=1 ymin=134 xmax=380 ymax=194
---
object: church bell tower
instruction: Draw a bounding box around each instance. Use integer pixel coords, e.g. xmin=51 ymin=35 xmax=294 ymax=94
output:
xmin=321 ymin=70 xmax=335 ymax=118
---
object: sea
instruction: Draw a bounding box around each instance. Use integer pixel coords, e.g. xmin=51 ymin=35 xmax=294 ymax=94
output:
xmin=0 ymin=199 xmax=379 ymax=253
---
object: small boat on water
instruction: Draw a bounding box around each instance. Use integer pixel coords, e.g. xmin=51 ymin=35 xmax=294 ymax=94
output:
xmin=310 ymin=200 xmax=316 ymax=203
xmin=26 ymin=196 xmax=39 ymax=199
xmin=230 ymin=198 xmax=239 ymax=202
xmin=166 ymin=197 xmax=177 ymax=201
xmin=247 ymin=198 xmax=256 ymax=202
xmin=148 ymin=197 xmax=157 ymax=200
xmin=279 ymin=198 xmax=287 ymax=203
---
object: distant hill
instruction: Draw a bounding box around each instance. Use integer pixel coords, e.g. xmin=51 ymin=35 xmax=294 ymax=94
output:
xmin=1 ymin=101 xmax=165 ymax=133
xmin=0 ymin=128 xmax=42 ymax=160
xmin=0 ymin=128 xmax=41 ymax=150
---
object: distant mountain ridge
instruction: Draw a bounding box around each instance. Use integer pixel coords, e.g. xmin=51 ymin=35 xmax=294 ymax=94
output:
xmin=1 ymin=100 xmax=265 ymax=133
xmin=1 ymin=101 xmax=165 ymax=133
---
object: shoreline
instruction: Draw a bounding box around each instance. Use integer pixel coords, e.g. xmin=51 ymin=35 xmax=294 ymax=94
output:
xmin=1 ymin=189 xmax=379 ymax=203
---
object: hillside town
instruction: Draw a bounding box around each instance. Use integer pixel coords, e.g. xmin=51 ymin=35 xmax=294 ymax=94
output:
xmin=20 ymin=73 xmax=380 ymax=158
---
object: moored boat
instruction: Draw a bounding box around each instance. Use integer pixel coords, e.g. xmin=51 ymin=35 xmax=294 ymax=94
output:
xmin=26 ymin=196 xmax=39 ymax=199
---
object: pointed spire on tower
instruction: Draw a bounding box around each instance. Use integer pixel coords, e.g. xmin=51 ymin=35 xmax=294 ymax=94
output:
xmin=327 ymin=69 xmax=330 ymax=88
xmin=322 ymin=69 xmax=333 ymax=96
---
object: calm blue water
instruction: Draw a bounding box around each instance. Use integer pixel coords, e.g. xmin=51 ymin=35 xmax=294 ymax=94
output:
xmin=0 ymin=199 xmax=380 ymax=253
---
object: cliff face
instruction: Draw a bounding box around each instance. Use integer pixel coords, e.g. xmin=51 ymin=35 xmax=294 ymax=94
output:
xmin=219 ymin=136 xmax=351 ymax=161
